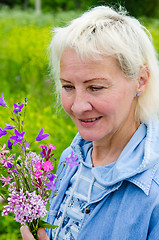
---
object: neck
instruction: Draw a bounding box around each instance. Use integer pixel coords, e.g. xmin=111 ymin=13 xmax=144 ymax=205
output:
xmin=92 ymin=120 xmax=140 ymax=167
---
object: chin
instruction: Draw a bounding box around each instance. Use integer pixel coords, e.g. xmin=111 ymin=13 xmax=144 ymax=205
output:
xmin=79 ymin=132 xmax=101 ymax=142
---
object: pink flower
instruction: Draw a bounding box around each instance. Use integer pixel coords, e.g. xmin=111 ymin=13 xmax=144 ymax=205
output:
xmin=0 ymin=144 xmax=10 ymax=156
xmin=47 ymin=143 xmax=56 ymax=150
xmin=39 ymin=144 xmax=47 ymax=148
xmin=39 ymin=144 xmax=56 ymax=150
xmin=34 ymin=162 xmax=42 ymax=170
xmin=43 ymin=160 xmax=54 ymax=172
xmin=34 ymin=171 xmax=43 ymax=177
xmin=0 ymin=174 xmax=12 ymax=187
xmin=2 ymin=189 xmax=47 ymax=225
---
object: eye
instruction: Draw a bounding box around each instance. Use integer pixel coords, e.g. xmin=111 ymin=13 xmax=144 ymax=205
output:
xmin=89 ymin=86 xmax=104 ymax=91
xmin=62 ymin=85 xmax=75 ymax=91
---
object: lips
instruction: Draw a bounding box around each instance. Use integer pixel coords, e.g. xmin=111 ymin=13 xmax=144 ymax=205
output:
xmin=80 ymin=116 xmax=102 ymax=122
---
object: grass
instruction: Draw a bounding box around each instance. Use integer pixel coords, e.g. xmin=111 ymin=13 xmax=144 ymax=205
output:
xmin=1 ymin=7 xmax=159 ymax=239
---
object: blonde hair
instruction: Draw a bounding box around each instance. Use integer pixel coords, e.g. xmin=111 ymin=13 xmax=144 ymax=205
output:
xmin=49 ymin=6 xmax=159 ymax=123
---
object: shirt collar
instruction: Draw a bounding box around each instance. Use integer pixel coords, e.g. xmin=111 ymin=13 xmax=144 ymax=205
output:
xmin=127 ymin=164 xmax=159 ymax=195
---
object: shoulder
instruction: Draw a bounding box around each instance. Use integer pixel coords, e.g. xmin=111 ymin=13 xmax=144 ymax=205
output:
xmin=59 ymin=146 xmax=73 ymax=161
xmin=127 ymin=163 xmax=159 ymax=197
xmin=145 ymin=163 xmax=159 ymax=202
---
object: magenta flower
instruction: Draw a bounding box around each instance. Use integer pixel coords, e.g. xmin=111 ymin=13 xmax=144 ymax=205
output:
xmin=10 ymin=129 xmax=25 ymax=145
xmin=39 ymin=144 xmax=47 ymax=148
xmin=35 ymin=162 xmax=42 ymax=170
xmin=45 ymin=181 xmax=56 ymax=191
xmin=39 ymin=143 xmax=56 ymax=149
xmin=0 ymin=128 xmax=7 ymax=137
xmin=0 ymin=92 xmax=6 ymax=107
xmin=65 ymin=151 xmax=79 ymax=169
xmin=47 ymin=143 xmax=56 ymax=150
xmin=34 ymin=171 xmax=43 ymax=177
xmin=43 ymin=160 xmax=54 ymax=172
xmin=36 ymin=128 xmax=49 ymax=141
xmin=13 ymin=103 xmax=24 ymax=113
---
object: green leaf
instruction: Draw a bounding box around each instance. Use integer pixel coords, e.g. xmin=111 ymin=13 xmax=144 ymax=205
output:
xmin=39 ymin=220 xmax=58 ymax=229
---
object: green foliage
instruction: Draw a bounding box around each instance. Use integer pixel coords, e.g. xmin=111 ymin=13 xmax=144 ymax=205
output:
xmin=1 ymin=7 xmax=159 ymax=239
xmin=0 ymin=9 xmax=80 ymax=239
xmin=0 ymin=7 xmax=82 ymax=100
xmin=2 ymin=0 xmax=159 ymax=17
xmin=89 ymin=0 xmax=159 ymax=18
xmin=0 ymin=203 xmax=21 ymax=240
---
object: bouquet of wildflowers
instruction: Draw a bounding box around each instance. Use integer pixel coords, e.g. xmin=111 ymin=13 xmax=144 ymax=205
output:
xmin=0 ymin=92 xmax=78 ymax=239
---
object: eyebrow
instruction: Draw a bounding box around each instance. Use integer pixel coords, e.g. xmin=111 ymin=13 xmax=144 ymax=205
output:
xmin=60 ymin=78 xmax=110 ymax=83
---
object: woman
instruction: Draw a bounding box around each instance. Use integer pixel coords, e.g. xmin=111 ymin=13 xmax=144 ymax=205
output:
xmin=21 ymin=6 xmax=159 ymax=240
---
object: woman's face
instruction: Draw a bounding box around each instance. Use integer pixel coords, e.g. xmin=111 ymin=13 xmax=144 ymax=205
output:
xmin=60 ymin=48 xmax=138 ymax=142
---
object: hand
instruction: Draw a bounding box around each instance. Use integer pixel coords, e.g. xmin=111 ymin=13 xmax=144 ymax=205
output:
xmin=20 ymin=226 xmax=49 ymax=240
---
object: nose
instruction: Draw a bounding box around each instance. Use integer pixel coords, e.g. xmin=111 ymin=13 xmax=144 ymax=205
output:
xmin=71 ymin=91 xmax=92 ymax=115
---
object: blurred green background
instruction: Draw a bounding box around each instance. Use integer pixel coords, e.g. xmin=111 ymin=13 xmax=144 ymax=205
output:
xmin=1 ymin=0 xmax=159 ymax=239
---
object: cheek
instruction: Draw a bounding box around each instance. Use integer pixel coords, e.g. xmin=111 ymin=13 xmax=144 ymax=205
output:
xmin=61 ymin=93 xmax=72 ymax=114
xmin=95 ymin=95 xmax=117 ymax=114
xmin=96 ymin=93 xmax=131 ymax=115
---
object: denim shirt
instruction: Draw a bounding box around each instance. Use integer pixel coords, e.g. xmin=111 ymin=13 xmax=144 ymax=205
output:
xmin=46 ymin=119 xmax=159 ymax=240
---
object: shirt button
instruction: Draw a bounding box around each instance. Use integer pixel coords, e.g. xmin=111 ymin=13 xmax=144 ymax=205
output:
xmin=84 ymin=207 xmax=90 ymax=214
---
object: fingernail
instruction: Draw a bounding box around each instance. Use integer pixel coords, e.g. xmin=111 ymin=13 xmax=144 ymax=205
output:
xmin=37 ymin=228 xmax=46 ymax=238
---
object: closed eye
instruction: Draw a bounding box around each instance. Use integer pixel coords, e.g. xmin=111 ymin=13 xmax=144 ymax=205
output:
xmin=62 ymin=85 xmax=75 ymax=91
xmin=89 ymin=86 xmax=105 ymax=91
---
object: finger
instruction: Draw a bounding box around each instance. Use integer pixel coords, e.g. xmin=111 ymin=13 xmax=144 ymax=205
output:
xmin=37 ymin=228 xmax=49 ymax=240
xmin=20 ymin=226 xmax=35 ymax=240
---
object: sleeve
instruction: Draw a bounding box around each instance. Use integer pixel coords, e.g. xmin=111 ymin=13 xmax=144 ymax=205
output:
xmin=147 ymin=202 xmax=159 ymax=239
xmin=147 ymin=170 xmax=159 ymax=240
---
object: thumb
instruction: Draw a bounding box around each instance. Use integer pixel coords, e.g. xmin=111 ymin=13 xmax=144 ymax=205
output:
xmin=37 ymin=228 xmax=49 ymax=240
xmin=20 ymin=225 xmax=35 ymax=240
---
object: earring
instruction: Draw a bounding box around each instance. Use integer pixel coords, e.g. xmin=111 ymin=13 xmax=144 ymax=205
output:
xmin=136 ymin=93 xmax=140 ymax=97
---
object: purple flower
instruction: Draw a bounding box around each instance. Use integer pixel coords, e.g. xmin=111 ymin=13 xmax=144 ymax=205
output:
xmin=17 ymin=161 xmax=21 ymax=166
xmin=14 ymin=168 xmax=19 ymax=174
xmin=40 ymin=151 xmax=45 ymax=158
xmin=7 ymin=140 xmax=13 ymax=150
xmin=0 ymin=92 xmax=6 ymax=107
xmin=47 ymin=173 xmax=56 ymax=181
xmin=36 ymin=128 xmax=49 ymax=141
xmin=21 ymin=140 xmax=30 ymax=152
xmin=7 ymin=162 xmax=12 ymax=168
xmin=65 ymin=151 xmax=79 ymax=169
xmin=45 ymin=181 xmax=56 ymax=191
xmin=0 ymin=128 xmax=7 ymax=137
xmin=13 ymin=103 xmax=24 ymax=113
xmin=10 ymin=117 xmax=15 ymax=121
xmin=10 ymin=129 xmax=25 ymax=145
xmin=4 ymin=123 xmax=15 ymax=130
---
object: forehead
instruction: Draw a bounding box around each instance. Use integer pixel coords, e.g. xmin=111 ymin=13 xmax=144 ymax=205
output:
xmin=60 ymin=48 xmax=122 ymax=80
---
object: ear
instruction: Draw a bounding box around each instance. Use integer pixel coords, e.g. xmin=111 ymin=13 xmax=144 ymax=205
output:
xmin=136 ymin=66 xmax=149 ymax=95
